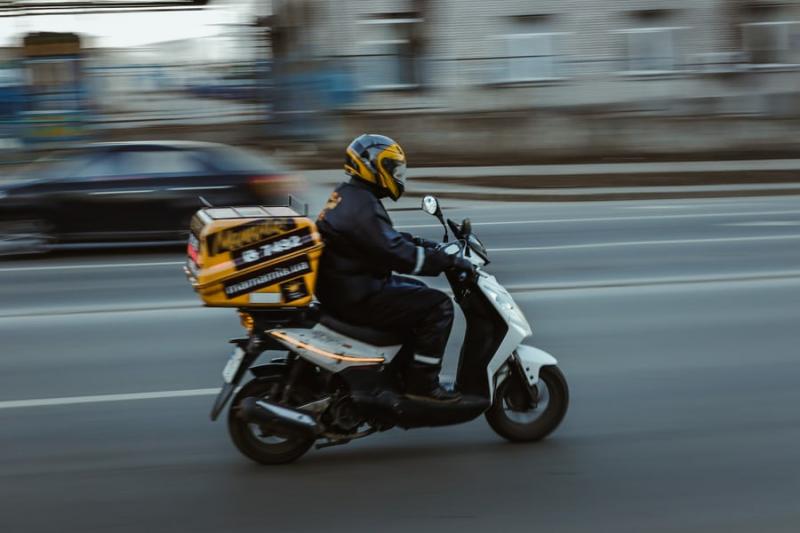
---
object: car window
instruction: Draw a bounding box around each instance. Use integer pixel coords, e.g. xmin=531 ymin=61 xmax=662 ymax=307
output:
xmin=207 ymin=146 xmax=278 ymax=173
xmin=114 ymin=149 xmax=207 ymax=175
xmin=70 ymin=153 xmax=122 ymax=178
xmin=22 ymin=150 xmax=97 ymax=179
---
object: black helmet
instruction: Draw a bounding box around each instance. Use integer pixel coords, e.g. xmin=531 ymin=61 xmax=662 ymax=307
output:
xmin=344 ymin=134 xmax=407 ymax=201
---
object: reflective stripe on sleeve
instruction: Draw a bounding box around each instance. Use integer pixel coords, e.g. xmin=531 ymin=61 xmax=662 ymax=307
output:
xmin=414 ymin=354 xmax=441 ymax=365
xmin=411 ymin=245 xmax=425 ymax=275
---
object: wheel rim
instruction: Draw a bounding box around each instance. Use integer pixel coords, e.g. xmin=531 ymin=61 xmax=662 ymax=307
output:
xmin=501 ymin=377 xmax=552 ymax=425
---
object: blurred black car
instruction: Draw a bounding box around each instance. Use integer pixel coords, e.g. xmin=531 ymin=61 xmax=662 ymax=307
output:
xmin=0 ymin=141 xmax=301 ymax=248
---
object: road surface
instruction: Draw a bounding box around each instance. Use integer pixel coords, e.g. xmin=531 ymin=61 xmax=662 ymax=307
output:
xmin=1 ymin=195 xmax=799 ymax=532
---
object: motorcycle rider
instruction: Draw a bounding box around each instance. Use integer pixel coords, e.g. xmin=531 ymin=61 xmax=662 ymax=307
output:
xmin=316 ymin=134 xmax=473 ymax=402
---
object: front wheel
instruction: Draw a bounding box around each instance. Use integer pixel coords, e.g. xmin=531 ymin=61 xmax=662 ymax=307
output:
xmin=486 ymin=365 xmax=569 ymax=442
xmin=227 ymin=376 xmax=315 ymax=465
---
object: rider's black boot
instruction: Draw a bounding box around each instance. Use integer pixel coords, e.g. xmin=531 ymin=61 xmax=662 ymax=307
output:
xmin=405 ymin=361 xmax=462 ymax=403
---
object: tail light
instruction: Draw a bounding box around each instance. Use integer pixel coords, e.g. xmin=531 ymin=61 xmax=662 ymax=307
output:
xmin=248 ymin=174 xmax=306 ymax=200
xmin=187 ymin=234 xmax=201 ymax=266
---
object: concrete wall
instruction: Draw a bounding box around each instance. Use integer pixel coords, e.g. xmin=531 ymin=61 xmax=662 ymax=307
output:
xmin=340 ymin=108 xmax=800 ymax=163
xmin=306 ymin=0 xmax=800 ymax=160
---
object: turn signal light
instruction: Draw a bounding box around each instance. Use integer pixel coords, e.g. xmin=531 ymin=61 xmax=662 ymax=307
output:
xmin=238 ymin=311 xmax=255 ymax=333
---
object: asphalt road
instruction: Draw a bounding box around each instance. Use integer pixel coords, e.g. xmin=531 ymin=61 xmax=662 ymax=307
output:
xmin=1 ymin=195 xmax=800 ymax=532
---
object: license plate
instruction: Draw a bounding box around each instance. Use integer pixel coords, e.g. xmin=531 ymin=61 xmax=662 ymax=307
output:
xmin=222 ymin=347 xmax=245 ymax=383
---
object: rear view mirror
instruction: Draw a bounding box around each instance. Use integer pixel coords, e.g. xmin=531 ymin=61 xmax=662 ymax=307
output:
xmin=422 ymin=195 xmax=441 ymax=216
xmin=421 ymin=195 xmax=448 ymax=242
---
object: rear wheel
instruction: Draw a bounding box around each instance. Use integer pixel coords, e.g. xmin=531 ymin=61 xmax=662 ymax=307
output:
xmin=227 ymin=376 xmax=315 ymax=465
xmin=486 ymin=365 xmax=569 ymax=442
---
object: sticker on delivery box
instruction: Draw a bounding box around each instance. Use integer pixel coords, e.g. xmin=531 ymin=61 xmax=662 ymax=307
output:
xmin=232 ymin=227 xmax=314 ymax=270
xmin=223 ymin=256 xmax=312 ymax=299
xmin=280 ymin=278 xmax=310 ymax=302
xmin=207 ymin=219 xmax=297 ymax=256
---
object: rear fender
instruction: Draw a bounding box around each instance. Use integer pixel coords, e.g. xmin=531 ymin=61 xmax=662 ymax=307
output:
xmin=249 ymin=362 xmax=289 ymax=379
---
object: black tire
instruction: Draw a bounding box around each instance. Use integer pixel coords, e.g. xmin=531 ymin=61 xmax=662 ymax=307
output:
xmin=486 ymin=365 xmax=569 ymax=442
xmin=227 ymin=377 xmax=315 ymax=465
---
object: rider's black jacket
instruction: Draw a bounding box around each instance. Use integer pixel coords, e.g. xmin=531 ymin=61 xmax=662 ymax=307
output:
xmin=316 ymin=179 xmax=454 ymax=305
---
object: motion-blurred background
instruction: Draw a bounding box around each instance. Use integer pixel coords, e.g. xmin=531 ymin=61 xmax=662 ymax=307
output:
xmin=3 ymin=0 xmax=800 ymax=248
xmin=2 ymin=0 xmax=800 ymax=165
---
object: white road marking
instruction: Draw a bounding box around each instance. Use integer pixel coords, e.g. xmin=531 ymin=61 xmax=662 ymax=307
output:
xmin=625 ymin=204 xmax=734 ymax=210
xmin=89 ymin=190 xmax=155 ymax=195
xmin=3 ymin=210 xmax=800 ymax=273
xmin=397 ymin=209 xmax=800 ymax=229
xmin=167 ymin=185 xmax=233 ymax=191
xmin=0 ymin=388 xmax=220 ymax=410
xmin=489 ymin=233 xmax=800 ymax=252
xmin=504 ymin=269 xmax=800 ymax=293
xmin=0 ymin=261 xmax=184 ymax=273
xmin=722 ymin=221 xmax=800 ymax=227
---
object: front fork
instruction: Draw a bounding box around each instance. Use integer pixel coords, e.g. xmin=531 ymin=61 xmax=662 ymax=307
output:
xmin=509 ymin=352 xmax=540 ymax=406
xmin=493 ymin=352 xmax=540 ymax=408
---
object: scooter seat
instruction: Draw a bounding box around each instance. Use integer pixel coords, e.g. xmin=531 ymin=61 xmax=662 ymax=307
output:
xmin=319 ymin=312 xmax=405 ymax=347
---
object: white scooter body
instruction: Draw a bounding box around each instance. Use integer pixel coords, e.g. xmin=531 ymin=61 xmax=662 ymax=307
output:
xmin=268 ymin=252 xmax=557 ymax=404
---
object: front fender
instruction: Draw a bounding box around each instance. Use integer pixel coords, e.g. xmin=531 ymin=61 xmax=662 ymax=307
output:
xmin=515 ymin=345 xmax=558 ymax=386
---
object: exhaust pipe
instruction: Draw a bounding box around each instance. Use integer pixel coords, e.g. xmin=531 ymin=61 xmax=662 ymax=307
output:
xmin=238 ymin=397 xmax=320 ymax=437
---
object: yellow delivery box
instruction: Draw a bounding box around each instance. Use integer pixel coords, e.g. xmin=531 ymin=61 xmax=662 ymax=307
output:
xmin=185 ymin=206 xmax=323 ymax=308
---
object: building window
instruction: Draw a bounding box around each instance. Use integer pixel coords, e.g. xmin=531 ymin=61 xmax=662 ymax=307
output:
xmin=504 ymin=33 xmax=563 ymax=81
xmin=617 ymin=27 xmax=682 ymax=73
xmin=742 ymin=22 xmax=800 ymax=66
xmin=499 ymin=16 xmax=564 ymax=82
xmin=358 ymin=15 xmax=424 ymax=90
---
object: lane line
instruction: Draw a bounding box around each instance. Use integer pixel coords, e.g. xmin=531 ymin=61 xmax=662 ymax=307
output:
xmin=396 ymin=209 xmax=800 ymax=229
xmin=505 ymin=270 xmax=800 ymax=293
xmin=2 ymin=210 xmax=800 ymax=273
xmin=0 ymin=261 xmax=184 ymax=273
xmin=0 ymin=388 xmax=220 ymax=410
xmin=4 ymin=268 xmax=800 ymax=320
xmin=722 ymin=221 xmax=800 ymax=227
xmin=4 ymin=231 xmax=800 ymax=273
xmin=489 ymin=233 xmax=800 ymax=252
xmin=0 ymin=300 xmax=205 ymax=320
xmin=3 ymin=272 xmax=800 ymax=410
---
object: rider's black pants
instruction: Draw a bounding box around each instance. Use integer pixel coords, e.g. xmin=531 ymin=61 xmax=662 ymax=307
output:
xmin=336 ymin=275 xmax=454 ymax=363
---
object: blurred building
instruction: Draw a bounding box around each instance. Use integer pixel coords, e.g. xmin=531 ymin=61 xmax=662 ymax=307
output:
xmin=3 ymin=0 xmax=800 ymax=162
xmin=270 ymin=0 xmax=800 ymax=161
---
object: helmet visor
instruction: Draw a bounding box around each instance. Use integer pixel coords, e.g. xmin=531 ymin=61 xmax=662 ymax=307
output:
xmin=381 ymin=158 xmax=407 ymax=188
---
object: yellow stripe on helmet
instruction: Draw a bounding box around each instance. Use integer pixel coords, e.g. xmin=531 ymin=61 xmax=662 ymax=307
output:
xmin=345 ymin=146 xmax=376 ymax=184
xmin=375 ymin=144 xmax=405 ymax=200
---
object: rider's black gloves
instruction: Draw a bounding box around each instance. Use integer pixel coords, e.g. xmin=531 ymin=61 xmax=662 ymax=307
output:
xmin=415 ymin=237 xmax=440 ymax=249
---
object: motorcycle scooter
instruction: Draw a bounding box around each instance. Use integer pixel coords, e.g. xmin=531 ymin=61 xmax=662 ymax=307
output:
xmin=210 ymin=196 xmax=568 ymax=464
